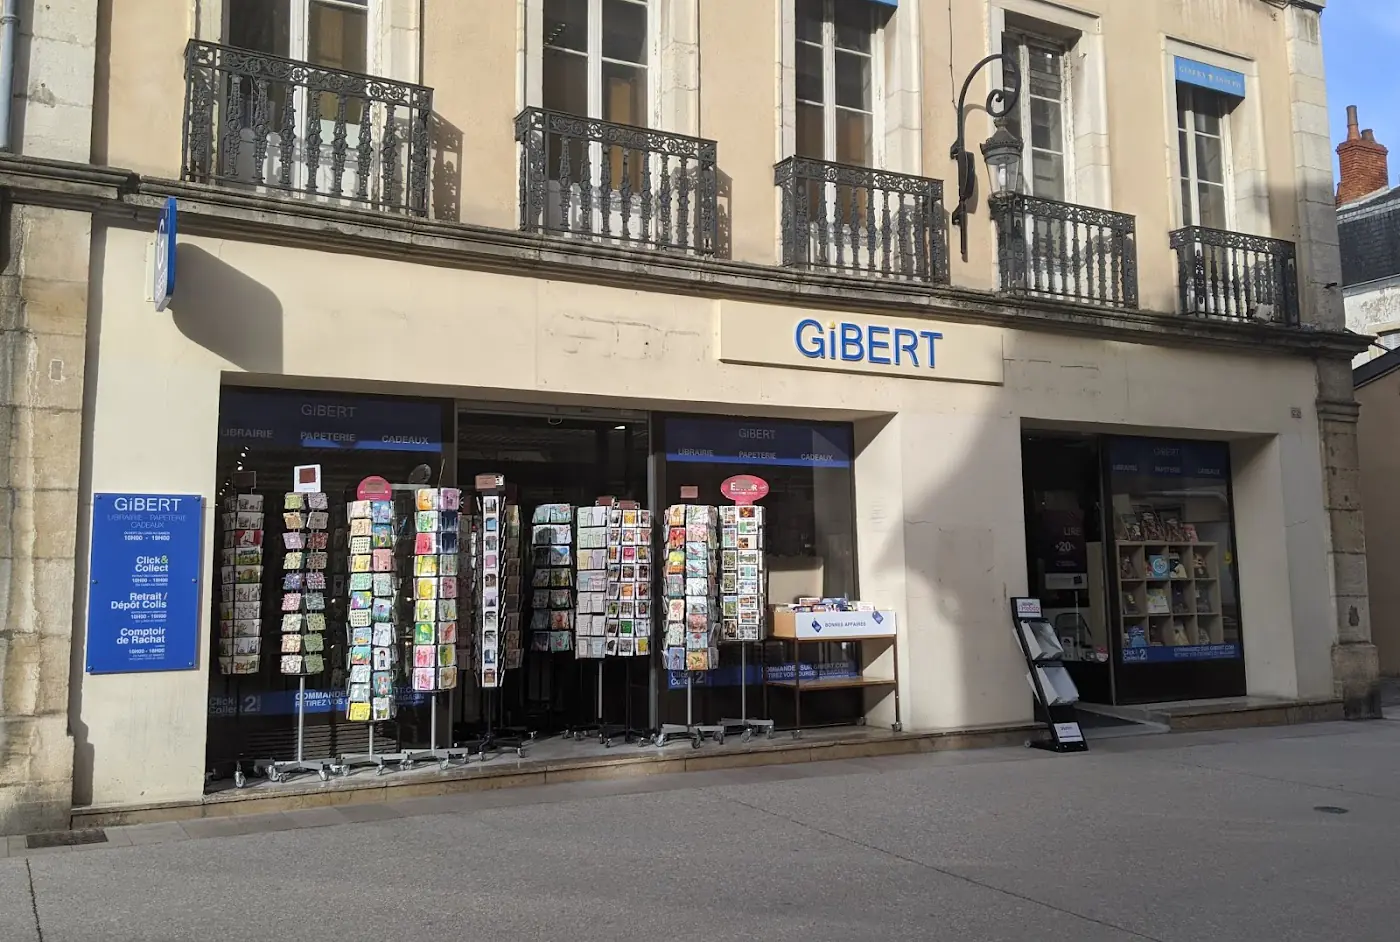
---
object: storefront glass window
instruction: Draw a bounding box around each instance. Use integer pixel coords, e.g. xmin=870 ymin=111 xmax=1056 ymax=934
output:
xmin=1107 ymin=437 xmax=1242 ymax=665
xmin=658 ymin=415 xmax=859 ymax=727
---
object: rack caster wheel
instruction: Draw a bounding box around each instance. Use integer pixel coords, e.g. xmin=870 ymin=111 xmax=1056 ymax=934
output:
xmin=401 ymin=760 xmax=414 ymax=772
xmin=892 ymin=722 xmax=903 ymax=732
xmin=691 ymin=736 xmax=702 ymax=750
xmin=715 ymin=732 xmax=725 ymax=746
xmin=791 ymin=730 xmax=803 ymax=740
xmin=516 ymin=747 xmax=526 ymax=758
xmin=318 ymin=768 xmax=330 ymax=782
xmin=267 ymin=771 xmax=282 ymax=784
xmin=376 ymin=764 xmax=388 ymax=776
xmin=741 ymin=729 xmax=753 ymax=744
xmin=603 ymin=738 xmax=613 ymax=749
xmin=234 ymin=770 xmax=246 ymax=789
xmin=766 ymin=728 xmax=777 ymax=740
xmin=857 ymin=716 xmax=867 ymax=727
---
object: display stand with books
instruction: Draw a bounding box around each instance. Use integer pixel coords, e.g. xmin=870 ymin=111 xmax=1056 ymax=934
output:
xmin=1115 ymin=514 xmax=1225 ymax=656
xmin=336 ymin=478 xmax=411 ymax=774
xmin=657 ymin=505 xmax=723 ymax=748
xmin=717 ymin=503 xmax=774 ymax=741
xmin=1010 ymin=597 xmax=1087 ymax=753
xmin=766 ymin=604 xmax=901 ymax=737
xmin=266 ymin=489 xmax=334 ymax=783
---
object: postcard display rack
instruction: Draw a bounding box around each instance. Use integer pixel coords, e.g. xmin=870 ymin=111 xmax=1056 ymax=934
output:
xmin=716 ymin=504 xmax=774 ymax=741
xmin=1116 ymin=514 xmax=1224 ymax=653
xmin=266 ymin=491 xmax=335 ymax=783
xmin=219 ymin=490 xmax=264 ymax=678
xmin=467 ymin=478 xmax=530 ymax=758
xmin=1010 ymin=597 xmax=1087 ymax=753
xmin=569 ymin=505 xmax=608 ymax=740
xmin=530 ymin=503 xmax=576 ymax=656
xmin=657 ymin=505 xmax=724 ymax=748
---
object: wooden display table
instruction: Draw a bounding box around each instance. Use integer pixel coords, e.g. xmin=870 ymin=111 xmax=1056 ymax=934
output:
xmin=766 ymin=610 xmax=901 ymax=736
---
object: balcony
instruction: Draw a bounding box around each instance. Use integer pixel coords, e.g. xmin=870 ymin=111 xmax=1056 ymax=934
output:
xmin=181 ymin=40 xmax=433 ymax=217
xmin=1169 ymin=227 xmax=1299 ymax=325
xmin=990 ymin=194 xmax=1138 ymax=309
xmin=515 ymin=107 xmax=717 ymax=255
xmin=775 ymin=157 xmax=947 ymax=282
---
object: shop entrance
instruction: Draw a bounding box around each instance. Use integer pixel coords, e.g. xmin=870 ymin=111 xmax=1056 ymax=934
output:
xmin=1021 ymin=431 xmax=1248 ymax=705
xmin=454 ymin=407 xmax=651 ymax=735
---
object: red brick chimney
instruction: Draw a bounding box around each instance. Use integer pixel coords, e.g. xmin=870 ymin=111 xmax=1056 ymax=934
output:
xmin=1337 ymin=105 xmax=1390 ymax=205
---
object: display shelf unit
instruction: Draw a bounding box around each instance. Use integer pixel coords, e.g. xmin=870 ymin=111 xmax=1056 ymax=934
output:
xmin=1010 ymin=597 xmax=1086 ymax=753
xmin=764 ymin=615 xmax=901 ymax=737
xmin=1115 ymin=541 xmax=1226 ymax=650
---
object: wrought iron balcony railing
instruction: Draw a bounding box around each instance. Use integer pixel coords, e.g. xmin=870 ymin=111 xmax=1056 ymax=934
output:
xmin=990 ymin=194 xmax=1138 ymax=308
xmin=182 ymin=40 xmax=433 ymax=216
xmin=1169 ymin=226 xmax=1299 ymax=325
xmin=775 ymin=157 xmax=947 ymax=282
xmin=515 ymin=107 xmax=717 ymax=254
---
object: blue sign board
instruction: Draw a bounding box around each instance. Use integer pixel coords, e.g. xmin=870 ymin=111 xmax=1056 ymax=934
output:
xmin=153 ymin=197 xmax=177 ymax=312
xmin=209 ymin=686 xmax=427 ymax=717
xmin=220 ymin=389 xmax=445 ymax=453
xmin=664 ymin=417 xmax=852 ymax=468
xmin=1107 ymin=437 xmax=1229 ymax=481
xmin=794 ymin=317 xmax=941 ymax=370
xmin=86 ymin=493 xmax=203 ymax=674
xmin=1175 ymin=57 xmax=1246 ymax=99
xmin=1122 ymin=643 xmax=1241 ymax=664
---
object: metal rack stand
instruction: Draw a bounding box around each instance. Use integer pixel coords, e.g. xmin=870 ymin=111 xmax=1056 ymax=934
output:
xmin=600 ymin=657 xmax=650 ymax=748
xmin=718 ymin=642 xmax=775 ymax=742
xmin=337 ymin=720 xmax=408 ymax=776
xmin=565 ymin=660 xmax=604 ymax=740
xmin=461 ymin=686 xmax=532 ymax=759
xmin=404 ymin=691 xmax=473 ymax=769
xmin=265 ymin=676 xmax=334 ymax=782
xmin=656 ymin=673 xmax=722 ymax=748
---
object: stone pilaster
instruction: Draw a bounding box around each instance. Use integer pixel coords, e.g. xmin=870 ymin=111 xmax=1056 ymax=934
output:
xmin=1317 ymin=357 xmax=1381 ymax=718
xmin=0 ymin=204 xmax=91 ymax=834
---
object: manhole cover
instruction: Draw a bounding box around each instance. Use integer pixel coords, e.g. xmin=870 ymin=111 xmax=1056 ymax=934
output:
xmin=25 ymin=829 xmax=108 ymax=849
xmin=1313 ymin=805 xmax=1350 ymax=815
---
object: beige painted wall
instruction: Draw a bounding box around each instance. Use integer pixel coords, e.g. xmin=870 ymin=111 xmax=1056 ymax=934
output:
xmin=93 ymin=0 xmax=1312 ymax=311
xmin=71 ymin=222 xmax=1334 ymax=807
xmin=1357 ymin=374 xmax=1400 ymax=675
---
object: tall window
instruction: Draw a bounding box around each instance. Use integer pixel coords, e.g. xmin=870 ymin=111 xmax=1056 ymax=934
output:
xmin=228 ymin=0 xmax=369 ymax=74
xmin=795 ymin=0 xmax=878 ymax=167
xmin=543 ymin=0 xmax=649 ymax=128
xmin=1177 ymin=85 xmax=1229 ymax=229
xmin=1003 ymin=32 xmax=1069 ymax=201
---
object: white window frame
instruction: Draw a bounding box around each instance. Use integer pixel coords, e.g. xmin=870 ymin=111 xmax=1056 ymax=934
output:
xmin=526 ymin=0 xmax=664 ymax=130
xmin=223 ymin=0 xmax=380 ymax=71
xmin=1003 ymin=29 xmax=1074 ymax=202
xmin=791 ymin=0 xmax=886 ymax=168
xmin=1175 ymin=83 xmax=1236 ymax=231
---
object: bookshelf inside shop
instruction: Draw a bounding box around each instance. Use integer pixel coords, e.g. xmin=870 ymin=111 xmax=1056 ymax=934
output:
xmin=1116 ymin=540 xmax=1222 ymax=649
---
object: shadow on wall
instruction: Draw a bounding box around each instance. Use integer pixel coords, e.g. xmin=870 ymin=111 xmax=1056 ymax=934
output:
xmin=168 ymin=245 xmax=284 ymax=374
xmin=432 ymin=113 xmax=464 ymax=223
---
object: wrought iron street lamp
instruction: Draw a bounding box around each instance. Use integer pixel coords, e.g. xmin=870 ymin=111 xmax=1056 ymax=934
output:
xmin=950 ymin=54 xmax=1023 ymax=261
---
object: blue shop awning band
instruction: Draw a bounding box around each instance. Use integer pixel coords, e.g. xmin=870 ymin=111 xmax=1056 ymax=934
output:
xmin=1174 ymin=56 xmax=1246 ymax=98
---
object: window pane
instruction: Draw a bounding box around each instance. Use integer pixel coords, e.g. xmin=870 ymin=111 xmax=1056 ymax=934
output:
xmin=796 ymin=42 xmax=824 ymax=103
xmin=544 ymin=0 xmax=587 ymax=52
xmin=835 ymin=1 xmax=872 ymax=53
xmin=834 ymin=50 xmax=871 ymax=110
xmin=308 ymin=0 xmax=367 ymax=73
xmin=602 ymin=0 xmax=647 ymax=65
xmin=835 ymin=109 xmax=871 ymax=166
xmin=1031 ymin=150 xmax=1065 ymax=201
xmin=1030 ymin=98 xmax=1062 ymax=152
xmin=229 ymin=0 xmax=290 ymax=57
xmin=1176 ymin=84 xmax=1191 ymax=130
xmin=1180 ymin=178 xmax=1195 ymax=226
xmin=795 ymin=0 xmax=823 ymax=44
xmin=1198 ymin=182 xmax=1227 ymax=229
xmin=1195 ymin=134 xmax=1224 ymax=184
xmin=796 ymin=102 xmax=824 ymax=158
xmin=1027 ymin=47 xmax=1062 ymax=99
xmin=1177 ymin=129 xmax=1190 ymax=180
xmin=543 ymin=47 xmax=587 ymax=115
xmin=602 ymin=60 xmax=647 ymax=127
xmin=1194 ymin=96 xmax=1223 ymax=136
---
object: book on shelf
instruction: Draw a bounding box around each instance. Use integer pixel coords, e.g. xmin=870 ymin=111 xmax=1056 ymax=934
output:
xmin=1125 ymin=623 xmax=1147 ymax=648
xmin=1119 ymin=553 xmax=1136 ymax=579
xmin=1168 ymin=554 xmax=1188 ymax=579
xmin=1121 ymin=591 xmax=1140 ymax=616
xmin=1192 ymin=555 xmax=1210 ymax=578
xmin=1171 ymin=620 xmax=1189 ymax=646
xmin=1171 ymin=584 xmax=1189 ymax=614
xmin=1145 ymin=586 xmax=1170 ymax=615
xmin=1140 ymin=512 xmax=1165 ymax=541
xmin=1195 ymin=588 xmax=1213 ymax=613
xmin=1147 ymin=554 xmax=1170 ymax=579
xmin=1119 ymin=513 xmax=1143 ymax=542
xmin=1181 ymin=523 xmax=1199 ymax=543
xmin=1164 ymin=517 xmax=1184 ymax=542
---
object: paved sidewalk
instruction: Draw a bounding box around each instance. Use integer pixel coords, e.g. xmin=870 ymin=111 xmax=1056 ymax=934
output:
xmin=6 ymin=719 xmax=1400 ymax=941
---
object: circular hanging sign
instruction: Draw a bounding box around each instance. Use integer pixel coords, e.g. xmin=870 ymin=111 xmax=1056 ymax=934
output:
xmin=356 ymin=476 xmax=392 ymax=501
xmin=720 ymin=474 xmax=770 ymax=505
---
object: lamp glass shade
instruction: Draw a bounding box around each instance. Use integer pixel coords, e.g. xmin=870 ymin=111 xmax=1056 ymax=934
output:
xmin=981 ymin=124 xmax=1024 ymax=196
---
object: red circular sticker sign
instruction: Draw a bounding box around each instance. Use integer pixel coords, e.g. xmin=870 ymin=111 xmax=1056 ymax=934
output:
xmin=720 ymin=474 xmax=770 ymax=505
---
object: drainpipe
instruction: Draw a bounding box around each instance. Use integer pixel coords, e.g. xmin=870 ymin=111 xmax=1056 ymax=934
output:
xmin=0 ymin=0 xmax=18 ymax=152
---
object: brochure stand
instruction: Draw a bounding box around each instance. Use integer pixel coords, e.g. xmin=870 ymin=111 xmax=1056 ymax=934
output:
xmin=1010 ymin=597 xmax=1087 ymax=753
xmin=719 ymin=642 xmax=775 ymax=742
xmin=267 ymin=676 xmax=334 ymax=782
